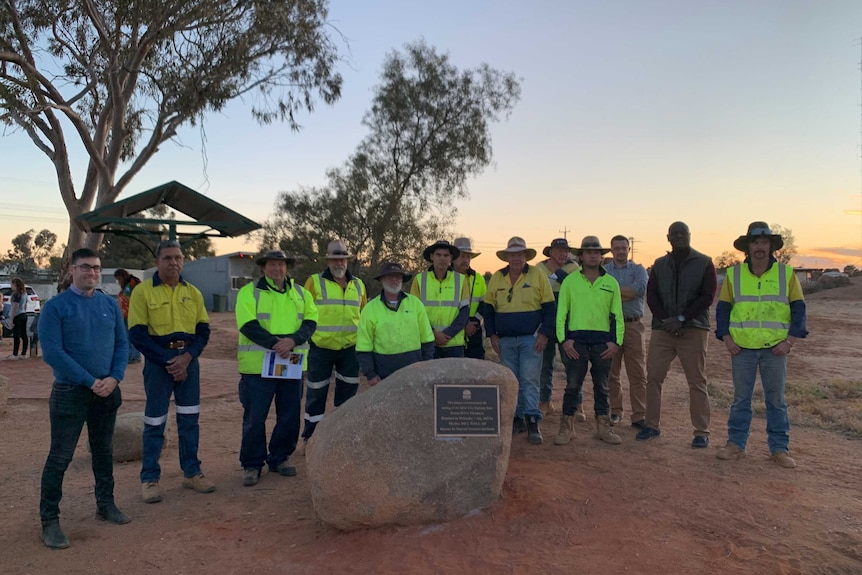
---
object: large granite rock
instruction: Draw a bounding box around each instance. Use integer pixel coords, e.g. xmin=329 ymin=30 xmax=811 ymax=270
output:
xmin=112 ymin=411 xmax=172 ymax=462
xmin=307 ymin=358 xmax=517 ymax=531
xmin=0 ymin=374 xmax=7 ymax=416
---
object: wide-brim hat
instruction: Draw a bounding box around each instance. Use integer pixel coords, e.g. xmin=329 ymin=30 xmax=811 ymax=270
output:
xmin=733 ymin=221 xmax=784 ymax=253
xmin=374 ymin=262 xmax=414 ymax=283
xmin=571 ymin=235 xmax=611 ymax=256
xmin=325 ymin=240 xmax=354 ymax=260
xmin=453 ymin=237 xmax=481 ymax=258
xmin=542 ymin=238 xmax=571 ymax=257
xmin=496 ymin=236 xmax=537 ymax=262
xmin=255 ymin=250 xmax=295 ymax=266
xmin=422 ymin=240 xmax=460 ymax=262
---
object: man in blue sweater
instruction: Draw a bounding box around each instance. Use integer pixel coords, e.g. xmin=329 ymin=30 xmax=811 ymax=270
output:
xmin=38 ymin=248 xmax=130 ymax=549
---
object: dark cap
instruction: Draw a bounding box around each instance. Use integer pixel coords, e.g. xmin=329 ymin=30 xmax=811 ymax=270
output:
xmin=542 ymin=238 xmax=571 ymax=257
xmin=255 ymin=250 xmax=296 ymax=266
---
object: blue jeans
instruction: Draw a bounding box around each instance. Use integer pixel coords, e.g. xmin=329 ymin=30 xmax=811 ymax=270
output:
xmin=239 ymin=374 xmax=302 ymax=470
xmin=727 ymin=348 xmax=790 ymax=453
xmin=303 ymin=344 xmax=360 ymax=440
xmin=540 ymin=338 xmax=582 ymax=405
xmin=141 ymin=356 xmax=202 ymax=482
xmin=40 ymin=383 xmax=122 ymax=523
xmin=498 ymin=334 xmax=542 ymax=421
xmin=562 ymin=342 xmax=611 ymax=417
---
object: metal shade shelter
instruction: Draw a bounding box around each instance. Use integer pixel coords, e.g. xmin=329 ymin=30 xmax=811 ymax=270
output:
xmin=75 ymin=181 xmax=261 ymax=253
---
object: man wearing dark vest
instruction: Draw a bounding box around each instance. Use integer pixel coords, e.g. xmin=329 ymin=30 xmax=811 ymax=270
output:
xmin=714 ymin=222 xmax=807 ymax=468
xmin=636 ymin=222 xmax=717 ymax=448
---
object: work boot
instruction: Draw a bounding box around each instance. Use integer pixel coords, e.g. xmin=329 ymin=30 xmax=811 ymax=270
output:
xmin=182 ymin=473 xmax=216 ymax=493
xmin=512 ymin=416 xmax=527 ymax=435
xmin=716 ymin=442 xmax=745 ymax=460
xmin=96 ymin=504 xmax=131 ymax=524
xmin=594 ymin=416 xmax=622 ymax=445
xmin=275 ymin=460 xmax=297 ymax=477
xmin=770 ymin=451 xmax=797 ymax=469
xmin=539 ymin=400 xmax=557 ymax=416
xmin=41 ymin=521 xmax=70 ymax=550
xmin=554 ymin=415 xmax=575 ymax=445
xmin=141 ymin=482 xmax=162 ymax=504
xmin=526 ymin=416 xmax=543 ymax=445
xmin=242 ymin=468 xmax=261 ymax=487
xmin=574 ymin=404 xmax=587 ymax=422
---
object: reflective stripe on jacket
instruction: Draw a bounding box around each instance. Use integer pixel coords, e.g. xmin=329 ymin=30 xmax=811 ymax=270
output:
xmin=727 ymin=263 xmax=791 ymax=349
xmin=409 ymin=269 xmax=469 ymax=347
xmin=304 ymin=272 xmax=366 ymax=350
xmin=236 ymin=279 xmax=318 ymax=373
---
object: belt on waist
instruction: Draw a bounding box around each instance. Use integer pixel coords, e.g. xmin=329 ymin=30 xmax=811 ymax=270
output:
xmin=624 ymin=316 xmax=642 ymax=323
xmin=166 ymin=340 xmax=188 ymax=350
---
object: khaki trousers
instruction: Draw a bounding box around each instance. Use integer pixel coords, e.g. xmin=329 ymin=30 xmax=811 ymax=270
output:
xmin=645 ymin=328 xmax=710 ymax=437
xmin=609 ymin=319 xmax=647 ymax=422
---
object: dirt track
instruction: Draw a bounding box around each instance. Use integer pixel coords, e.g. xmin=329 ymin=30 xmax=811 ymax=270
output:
xmin=0 ymin=281 xmax=860 ymax=575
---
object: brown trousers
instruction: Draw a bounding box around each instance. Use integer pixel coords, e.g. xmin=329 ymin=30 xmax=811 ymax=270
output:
xmin=645 ymin=328 xmax=710 ymax=437
xmin=608 ymin=319 xmax=647 ymax=422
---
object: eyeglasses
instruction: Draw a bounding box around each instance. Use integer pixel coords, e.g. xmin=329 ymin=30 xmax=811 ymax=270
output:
xmin=73 ymin=264 xmax=102 ymax=273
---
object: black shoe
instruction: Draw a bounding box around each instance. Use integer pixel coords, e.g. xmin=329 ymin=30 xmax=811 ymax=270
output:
xmin=526 ymin=416 xmax=543 ymax=445
xmin=636 ymin=427 xmax=661 ymax=441
xmin=243 ymin=467 xmax=261 ymax=486
xmin=631 ymin=419 xmax=647 ymax=431
xmin=96 ymin=504 xmax=131 ymax=524
xmin=691 ymin=436 xmax=709 ymax=449
xmin=42 ymin=521 xmax=70 ymax=549
xmin=274 ymin=461 xmax=297 ymax=477
xmin=609 ymin=414 xmax=622 ymax=426
xmin=512 ymin=416 xmax=527 ymax=435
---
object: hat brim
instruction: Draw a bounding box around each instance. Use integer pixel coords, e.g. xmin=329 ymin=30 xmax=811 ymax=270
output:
xmin=256 ymin=256 xmax=296 ymax=266
xmin=571 ymin=247 xmax=610 ymax=256
xmin=496 ymin=248 xmax=537 ymax=262
xmin=733 ymin=235 xmax=784 ymax=253
xmin=423 ymin=245 xmax=460 ymax=262
xmin=374 ymin=271 xmax=414 ymax=282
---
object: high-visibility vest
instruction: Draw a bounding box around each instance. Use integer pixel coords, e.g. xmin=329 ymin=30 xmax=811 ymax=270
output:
xmin=727 ymin=263 xmax=792 ymax=349
xmin=465 ymin=270 xmax=487 ymax=317
xmin=236 ymin=280 xmax=317 ymax=374
xmin=356 ymin=294 xmax=434 ymax=355
xmin=411 ymin=269 xmax=468 ymax=347
xmin=305 ymin=273 xmax=366 ymax=350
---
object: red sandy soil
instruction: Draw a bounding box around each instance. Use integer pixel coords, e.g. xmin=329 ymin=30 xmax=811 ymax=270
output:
xmin=0 ymin=280 xmax=860 ymax=574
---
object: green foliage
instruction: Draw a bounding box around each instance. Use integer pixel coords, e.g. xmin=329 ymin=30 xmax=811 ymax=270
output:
xmin=1 ymin=0 xmax=344 ymax=258
xmin=713 ymin=250 xmax=740 ymax=270
xmin=4 ymin=228 xmax=59 ymax=268
xmin=770 ymin=223 xmax=797 ymax=265
xmin=263 ymin=40 xmax=521 ymax=275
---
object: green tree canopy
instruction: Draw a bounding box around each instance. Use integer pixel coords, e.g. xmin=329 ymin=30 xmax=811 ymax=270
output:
xmin=4 ymin=227 xmax=59 ymax=268
xmin=1 ymin=0 xmax=343 ymax=261
xmin=771 ymin=223 xmax=797 ymax=265
xmin=262 ymin=40 xmax=521 ymax=277
xmin=713 ymin=250 xmax=741 ymax=270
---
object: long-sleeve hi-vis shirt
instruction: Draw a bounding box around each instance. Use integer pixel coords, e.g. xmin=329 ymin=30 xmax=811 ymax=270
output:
xmin=303 ymin=269 xmax=366 ymax=350
xmin=236 ymin=276 xmax=318 ymax=375
xmin=128 ymin=272 xmax=210 ymax=367
xmin=556 ymin=267 xmax=624 ymax=346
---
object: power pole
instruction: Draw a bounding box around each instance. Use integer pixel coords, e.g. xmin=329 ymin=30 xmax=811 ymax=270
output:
xmin=559 ymin=226 xmax=571 ymax=240
xmin=628 ymin=236 xmax=640 ymax=262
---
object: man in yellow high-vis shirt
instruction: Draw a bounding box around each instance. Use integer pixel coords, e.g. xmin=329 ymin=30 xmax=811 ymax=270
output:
xmin=236 ymin=250 xmax=318 ymax=486
xmin=300 ymin=241 xmax=366 ymax=452
xmin=715 ymin=222 xmax=807 ymax=468
xmin=410 ymin=240 xmax=471 ymax=359
xmin=129 ymin=240 xmax=212 ymax=504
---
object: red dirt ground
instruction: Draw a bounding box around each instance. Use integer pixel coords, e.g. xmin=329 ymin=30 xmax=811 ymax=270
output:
xmin=0 ymin=280 xmax=860 ymax=574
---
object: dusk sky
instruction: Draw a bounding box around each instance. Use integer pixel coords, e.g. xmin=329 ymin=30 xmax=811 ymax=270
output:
xmin=2 ymin=0 xmax=861 ymax=274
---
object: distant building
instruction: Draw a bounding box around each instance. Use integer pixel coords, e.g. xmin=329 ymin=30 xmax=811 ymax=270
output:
xmin=176 ymin=252 xmax=258 ymax=312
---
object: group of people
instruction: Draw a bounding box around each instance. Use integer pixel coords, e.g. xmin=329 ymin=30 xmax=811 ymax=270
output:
xmin=34 ymin=221 xmax=808 ymax=550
